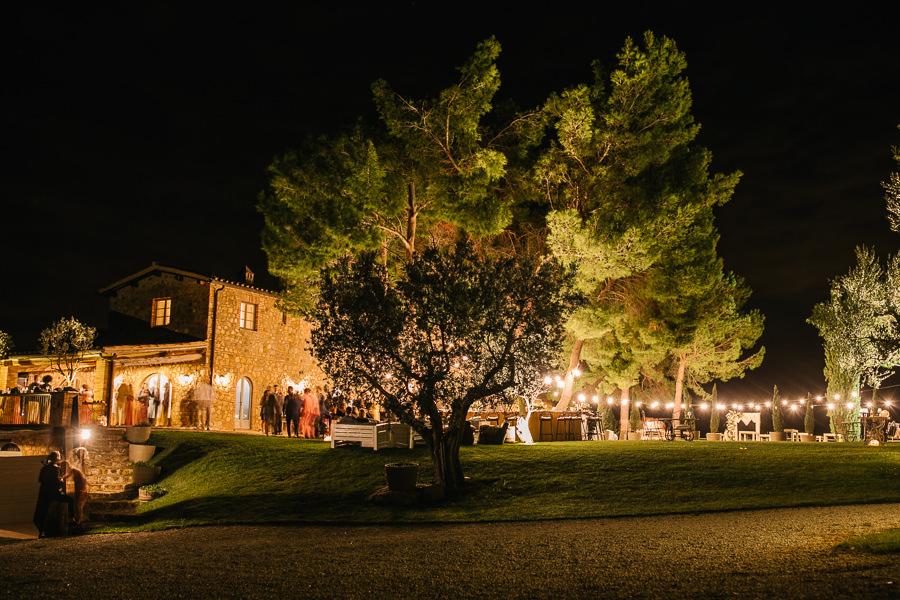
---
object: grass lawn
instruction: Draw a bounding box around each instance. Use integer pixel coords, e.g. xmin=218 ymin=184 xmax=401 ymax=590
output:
xmin=98 ymin=431 xmax=900 ymax=532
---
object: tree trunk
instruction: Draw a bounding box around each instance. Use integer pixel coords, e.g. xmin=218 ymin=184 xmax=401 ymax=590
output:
xmin=556 ymin=339 xmax=584 ymax=411
xmin=429 ymin=426 xmax=464 ymax=491
xmin=672 ymin=355 xmax=686 ymax=424
xmin=618 ymin=386 xmax=630 ymax=439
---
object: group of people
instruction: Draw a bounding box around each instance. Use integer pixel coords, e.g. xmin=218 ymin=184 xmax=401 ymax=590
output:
xmin=260 ymin=385 xmax=325 ymax=438
xmin=32 ymin=449 xmax=90 ymax=538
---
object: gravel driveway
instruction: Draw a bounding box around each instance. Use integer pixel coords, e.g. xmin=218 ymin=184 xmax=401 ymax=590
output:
xmin=2 ymin=504 xmax=899 ymax=599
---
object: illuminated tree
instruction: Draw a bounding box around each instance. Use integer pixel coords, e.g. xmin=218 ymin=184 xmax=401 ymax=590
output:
xmin=259 ymin=38 xmax=540 ymax=310
xmin=809 ymin=247 xmax=900 ymax=405
xmin=804 ymin=392 xmax=815 ymax=436
xmin=883 ymin=125 xmax=900 ymax=232
xmin=771 ymin=385 xmax=784 ymax=433
xmin=0 ymin=331 xmax=12 ymax=360
xmin=668 ymin=272 xmax=764 ymax=408
xmin=38 ymin=317 xmax=97 ymax=387
xmin=536 ymin=32 xmax=742 ymax=413
xmin=708 ymin=384 xmax=720 ymax=434
xmin=310 ymin=242 xmax=576 ymax=491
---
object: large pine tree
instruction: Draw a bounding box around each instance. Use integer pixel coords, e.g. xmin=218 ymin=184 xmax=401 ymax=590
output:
xmin=535 ymin=32 xmax=744 ymax=429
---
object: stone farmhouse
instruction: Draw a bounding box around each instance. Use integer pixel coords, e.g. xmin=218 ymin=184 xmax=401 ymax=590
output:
xmin=1 ymin=264 xmax=326 ymax=433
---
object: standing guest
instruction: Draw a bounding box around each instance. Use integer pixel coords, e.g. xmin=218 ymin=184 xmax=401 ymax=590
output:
xmin=259 ymin=387 xmax=269 ymax=432
xmin=159 ymin=381 xmax=172 ymax=427
xmin=192 ymin=382 xmax=214 ymax=430
xmin=315 ymin=386 xmax=331 ymax=438
xmin=61 ymin=449 xmax=90 ymax=526
xmin=284 ymin=386 xmax=302 ymax=438
xmin=300 ymin=388 xmax=320 ymax=439
xmin=272 ymin=385 xmax=284 ymax=436
xmin=116 ymin=381 xmax=135 ymax=427
xmin=136 ymin=382 xmax=151 ymax=425
xmin=148 ymin=385 xmax=160 ymax=426
xmin=33 ymin=451 xmax=75 ymax=537
xmin=78 ymin=384 xmax=93 ymax=425
xmin=27 ymin=375 xmax=43 ymax=393
xmin=262 ymin=387 xmax=277 ymax=436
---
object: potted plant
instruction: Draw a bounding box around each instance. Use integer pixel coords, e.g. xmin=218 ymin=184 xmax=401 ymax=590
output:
xmin=131 ymin=460 xmax=161 ymax=487
xmin=707 ymin=385 xmax=723 ymax=441
xmin=627 ymin=402 xmax=642 ymax=440
xmin=800 ymin=392 xmax=816 ymax=442
xmin=602 ymin=404 xmax=618 ymax=440
xmin=770 ymin=385 xmax=786 ymax=441
xmin=138 ymin=483 xmax=167 ymax=503
xmin=126 ymin=421 xmax=152 ymax=443
xmin=129 ymin=442 xmax=156 ymax=462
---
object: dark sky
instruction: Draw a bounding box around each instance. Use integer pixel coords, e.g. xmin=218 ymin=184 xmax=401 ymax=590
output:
xmin=3 ymin=4 xmax=899 ymax=403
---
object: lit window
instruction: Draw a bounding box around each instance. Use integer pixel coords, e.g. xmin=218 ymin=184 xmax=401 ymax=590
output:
xmin=240 ymin=302 xmax=257 ymax=330
xmin=152 ymin=298 xmax=171 ymax=327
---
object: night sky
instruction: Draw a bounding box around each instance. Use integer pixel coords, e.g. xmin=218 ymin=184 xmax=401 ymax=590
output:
xmin=3 ymin=4 xmax=899 ymax=404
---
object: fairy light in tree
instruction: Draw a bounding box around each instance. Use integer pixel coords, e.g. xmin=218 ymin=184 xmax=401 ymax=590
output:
xmin=607 ymin=397 xmax=614 ymax=405
xmin=651 ymin=401 xmax=659 ymax=408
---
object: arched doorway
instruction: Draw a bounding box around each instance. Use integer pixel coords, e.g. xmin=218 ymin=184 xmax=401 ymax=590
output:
xmin=235 ymin=377 xmax=252 ymax=429
xmin=140 ymin=373 xmax=172 ymax=427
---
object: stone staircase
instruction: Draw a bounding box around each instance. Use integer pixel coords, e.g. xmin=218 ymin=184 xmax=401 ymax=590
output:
xmin=81 ymin=427 xmax=139 ymax=522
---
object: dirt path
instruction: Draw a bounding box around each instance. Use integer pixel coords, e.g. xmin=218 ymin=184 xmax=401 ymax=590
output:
xmin=2 ymin=504 xmax=899 ymax=599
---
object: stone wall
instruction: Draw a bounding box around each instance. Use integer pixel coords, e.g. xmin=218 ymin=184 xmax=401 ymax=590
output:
xmin=107 ymin=270 xmax=210 ymax=339
xmin=209 ymin=285 xmax=327 ymax=431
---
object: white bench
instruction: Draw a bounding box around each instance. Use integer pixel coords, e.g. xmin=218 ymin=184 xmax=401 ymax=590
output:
xmin=330 ymin=423 xmax=414 ymax=451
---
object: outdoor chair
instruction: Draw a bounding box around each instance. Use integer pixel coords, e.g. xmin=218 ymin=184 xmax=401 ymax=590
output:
xmin=538 ymin=411 xmax=554 ymax=442
xmin=642 ymin=419 xmax=664 ymax=440
xmin=555 ymin=413 xmax=574 ymax=441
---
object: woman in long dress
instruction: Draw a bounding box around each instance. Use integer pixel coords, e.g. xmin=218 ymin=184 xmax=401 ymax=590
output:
xmin=301 ymin=388 xmax=320 ymax=438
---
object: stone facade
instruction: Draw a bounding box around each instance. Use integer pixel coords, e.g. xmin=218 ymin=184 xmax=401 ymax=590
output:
xmin=2 ymin=265 xmax=328 ymax=434
xmin=100 ymin=265 xmax=327 ymax=432
xmin=106 ymin=267 xmax=210 ymax=340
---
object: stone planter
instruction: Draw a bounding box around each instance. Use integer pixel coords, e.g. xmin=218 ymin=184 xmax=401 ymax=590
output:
xmin=384 ymin=462 xmax=419 ymax=492
xmin=129 ymin=443 xmax=156 ymax=463
xmin=799 ymin=433 xmax=815 ymax=442
xmin=769 ymin=431 xmax=786 ymax=442
xmin=132 ymin=464 xmax=161 ymax=487
xmin=126 ymin=426 xmax=151 ymax=444
xmin=138 ymin=486 xmax=166 ymax=503
xmin=706 ymin=433 xmax=723 ymax=441
xmin=627 ymin=432 xmax=642 ymax=441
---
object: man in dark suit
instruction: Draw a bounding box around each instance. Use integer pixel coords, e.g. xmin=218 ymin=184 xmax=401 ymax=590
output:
xmin=284 ymin=386 xmax=302 ymax=438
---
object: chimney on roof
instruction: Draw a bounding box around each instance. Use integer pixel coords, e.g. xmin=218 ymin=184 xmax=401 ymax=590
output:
xmin=244 ymin=266 xmax=254 ymax=285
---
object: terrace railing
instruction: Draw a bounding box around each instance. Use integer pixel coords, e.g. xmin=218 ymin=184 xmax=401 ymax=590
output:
xmin=0 ymin=392 xmax=79 ymax=427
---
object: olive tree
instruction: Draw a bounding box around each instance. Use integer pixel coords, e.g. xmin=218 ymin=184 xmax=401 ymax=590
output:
xmin=311 ymin=242 xmax=576 ymax=491
xmin=38 ymin=317 xmax=97 ymax=388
